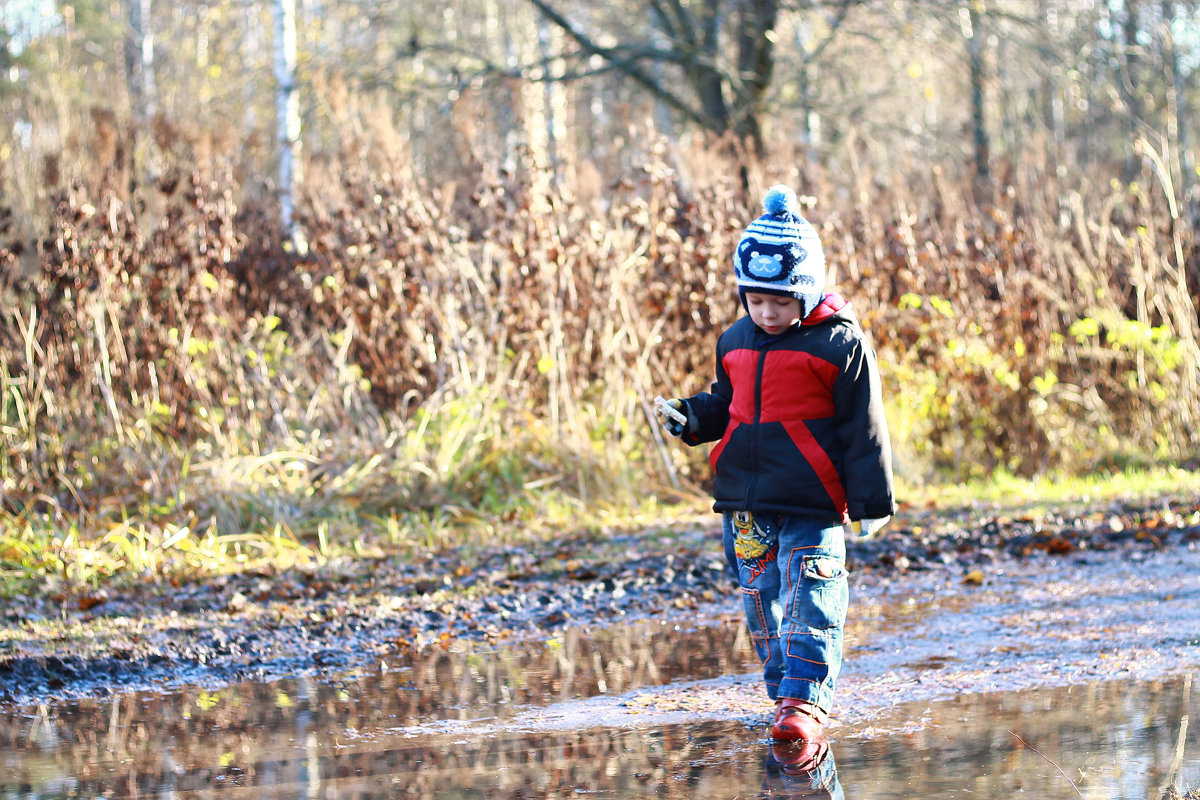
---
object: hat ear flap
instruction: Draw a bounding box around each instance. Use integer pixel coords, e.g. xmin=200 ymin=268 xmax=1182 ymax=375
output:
xmin=734 ymin=238 xmax=752 ymax=275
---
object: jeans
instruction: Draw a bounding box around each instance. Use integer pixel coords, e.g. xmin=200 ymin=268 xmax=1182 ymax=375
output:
xmin=722 ymin=511 xmax=848 ymax=712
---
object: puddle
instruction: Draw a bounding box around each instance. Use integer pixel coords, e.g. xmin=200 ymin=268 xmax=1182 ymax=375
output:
xmin=3 ymin=619 xmax=1199 ymax=799
xmin=2 ymin=670 xmax=1198 ymax=798
xmin=5 ymin=545 xmax=1200 ymax=797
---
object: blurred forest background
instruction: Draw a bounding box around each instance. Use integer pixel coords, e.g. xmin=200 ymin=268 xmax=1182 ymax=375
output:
xmin=0 ymin=0 xmax=1198 ymax=590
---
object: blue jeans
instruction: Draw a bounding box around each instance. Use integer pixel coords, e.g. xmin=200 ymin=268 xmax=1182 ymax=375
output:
xmin=722 ymin=511 xmax=848 ymax=713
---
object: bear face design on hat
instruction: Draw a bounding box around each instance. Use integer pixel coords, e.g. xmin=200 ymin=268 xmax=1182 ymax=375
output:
xmin=734 ymin=185 xmax=826 ymax=318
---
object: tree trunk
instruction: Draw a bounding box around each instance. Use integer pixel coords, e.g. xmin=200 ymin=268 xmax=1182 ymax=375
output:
xmin=537 ymin=17 xmax=561 ymax=183
xmin=691 ymin=0 xmax=731 ymax=135
xmin=733 ymin=0 xmax=778 ymax=155
xmin=965 ymin=4 xmax=990 ymax=196
xmin=1120 ymin=0 xmax=1143 ymax=180
xmin=123 ymin=0 xmax=156 ymax=184
xmin=1161 ymin=0 xmax=1194 ymax=223
xmin=1038 ymin=0 xmax=1061 ymax=148
xmin=272 ymin=0 xmax=305 ymax=254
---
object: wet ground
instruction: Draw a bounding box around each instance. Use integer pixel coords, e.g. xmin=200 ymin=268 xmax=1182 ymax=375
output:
xmin=3 ymin=495 xmax=1198 ymax=707
xmin=4 ymin=506 xmax=1200 ymax=798
xmin=4 ymin=675 xmax=1198 ymax=798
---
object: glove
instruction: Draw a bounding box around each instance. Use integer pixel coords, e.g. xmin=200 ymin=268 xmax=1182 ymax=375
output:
xmin=653 ymin=396 xmax=696 ymax=438
xmin=849 ymin=516 xmax=891 ymax=538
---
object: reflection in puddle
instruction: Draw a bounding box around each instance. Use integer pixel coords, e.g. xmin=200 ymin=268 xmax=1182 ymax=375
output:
xmin=386 ymin=614 xmax=758 ymax=721
xmin=842 ymin=675 xmax=1199 ymax=798
xmin=2 ymin=616 xmax=1199 ymax=799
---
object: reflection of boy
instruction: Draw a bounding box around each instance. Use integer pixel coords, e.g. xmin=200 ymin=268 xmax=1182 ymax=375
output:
xmin=656 ymin=186 xmax=895 ymax=742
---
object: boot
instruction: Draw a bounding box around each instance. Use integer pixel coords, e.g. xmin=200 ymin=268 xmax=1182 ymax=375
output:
xmin=771 ymin=697 xmax=826 ymax=741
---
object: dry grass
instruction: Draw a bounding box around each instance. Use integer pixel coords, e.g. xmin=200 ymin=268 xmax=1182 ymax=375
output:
xmin=0 ymin=121 xmax=1197 ymax=594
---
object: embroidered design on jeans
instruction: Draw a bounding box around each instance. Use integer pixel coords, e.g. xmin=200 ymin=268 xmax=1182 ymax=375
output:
xmin=733 ymin=511 xmax=770 ymax=559
xmin=747 ymin=545 xmax=779 ymax=581
xmin=733 ymin=512 xmax=780 ymax=582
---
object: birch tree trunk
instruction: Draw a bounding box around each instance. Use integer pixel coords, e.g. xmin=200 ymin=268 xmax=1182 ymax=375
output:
xmin=1161 ymin=0 xmax=1194 ymax=224
xmin=272 ymin=0 xmax=306 ymax=254
xmin=124 ymin=0 xmax=156 ymax=181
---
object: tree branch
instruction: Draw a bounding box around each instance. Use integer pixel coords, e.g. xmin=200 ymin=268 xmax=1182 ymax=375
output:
xmin=524 ymin=0 xmax=710 ymax=127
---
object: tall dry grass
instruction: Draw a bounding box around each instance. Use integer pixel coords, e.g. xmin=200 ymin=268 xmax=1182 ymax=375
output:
xmin=0 ymin=119 xmax=1197 ymax=591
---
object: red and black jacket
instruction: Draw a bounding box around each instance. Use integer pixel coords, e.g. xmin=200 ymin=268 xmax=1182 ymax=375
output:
xmin=683 ymin=293 xmax=895 ymax=524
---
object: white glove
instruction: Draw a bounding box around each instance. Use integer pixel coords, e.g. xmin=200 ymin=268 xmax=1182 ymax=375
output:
xmin=653 ymin=396 xmax=696 ymax=438
xmin=849 ymin=516 xmax=891 ymax=538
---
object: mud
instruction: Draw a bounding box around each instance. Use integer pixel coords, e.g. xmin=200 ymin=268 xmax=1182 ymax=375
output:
xmin=1 ymin=494 xmax=1198 ymax=708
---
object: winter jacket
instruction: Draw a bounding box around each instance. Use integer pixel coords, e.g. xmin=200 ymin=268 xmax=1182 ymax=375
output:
xmin=683 ymin=293 xmax=895 ymax=523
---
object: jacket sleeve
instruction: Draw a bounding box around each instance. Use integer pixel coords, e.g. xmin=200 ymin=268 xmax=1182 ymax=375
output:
xmin=681 ymin=334 xmax=732 ymax=446
xmin=832 ymin=334 xmax=897 ymax=520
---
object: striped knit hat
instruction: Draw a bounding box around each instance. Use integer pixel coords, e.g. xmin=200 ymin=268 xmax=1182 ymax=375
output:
xmin=733 ymin=185 xmax=826 ymax=318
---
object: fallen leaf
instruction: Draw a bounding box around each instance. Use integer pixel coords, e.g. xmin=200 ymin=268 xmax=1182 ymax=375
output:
xmin=77 ymin=592 xmax=108 ymax=611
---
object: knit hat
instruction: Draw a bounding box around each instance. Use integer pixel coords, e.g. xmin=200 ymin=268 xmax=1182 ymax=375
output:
xmin=733 ymin=185 xmax=826 ymax=318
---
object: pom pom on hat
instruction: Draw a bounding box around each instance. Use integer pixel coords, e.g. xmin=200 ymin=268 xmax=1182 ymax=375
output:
xmin=762 ymin=184 xmax=798 ymax=216
xmin=733 ymin=185 xmax=826 ymax=317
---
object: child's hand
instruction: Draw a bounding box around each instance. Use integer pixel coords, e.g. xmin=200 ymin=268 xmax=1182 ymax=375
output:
xmin=654 ymin=396 xmax=694 ymax=438
xmin=849 ymin=516 xmax=891 ymax=539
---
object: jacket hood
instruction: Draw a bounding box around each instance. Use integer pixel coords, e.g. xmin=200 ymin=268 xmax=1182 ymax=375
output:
xmin=802 ymin=292 xmax=853 ymax=326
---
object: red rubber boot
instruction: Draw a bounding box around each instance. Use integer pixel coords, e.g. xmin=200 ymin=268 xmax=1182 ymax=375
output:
xmin=771 ymin=698 xmax=827 ymax=741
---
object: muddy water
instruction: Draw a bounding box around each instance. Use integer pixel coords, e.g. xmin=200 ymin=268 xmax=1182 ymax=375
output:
xmin=2 ymin=629 xmax=1198 ymax=798
xmin=5 ymin=545 xmax=1200 ymax=798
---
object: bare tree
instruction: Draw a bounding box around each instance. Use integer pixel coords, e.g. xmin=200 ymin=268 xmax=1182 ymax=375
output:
xmin=522 ymin=0 xmax=863 ymax=157
xmin=4 ymin=0 xmax=1199 ymax=221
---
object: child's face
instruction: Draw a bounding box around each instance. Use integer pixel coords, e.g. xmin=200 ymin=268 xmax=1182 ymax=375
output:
xmin=745 ymin=292 xmax=803 ymax=334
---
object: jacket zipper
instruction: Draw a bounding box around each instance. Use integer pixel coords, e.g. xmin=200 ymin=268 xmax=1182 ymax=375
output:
xmin=745 ymin=340 xmax=767 ymax=509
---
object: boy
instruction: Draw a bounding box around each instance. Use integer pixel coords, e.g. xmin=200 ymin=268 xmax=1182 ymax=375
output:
xmin=656 ymin=185 xmax=895 ymax=741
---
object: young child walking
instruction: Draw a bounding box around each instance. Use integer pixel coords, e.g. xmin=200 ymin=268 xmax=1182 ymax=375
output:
xmin=656 ymin=185 xmax=895 ymax=742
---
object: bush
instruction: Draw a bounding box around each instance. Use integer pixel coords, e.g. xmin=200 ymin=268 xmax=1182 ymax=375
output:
xmin=0 ymin=130 xmax=1197 ymax=584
